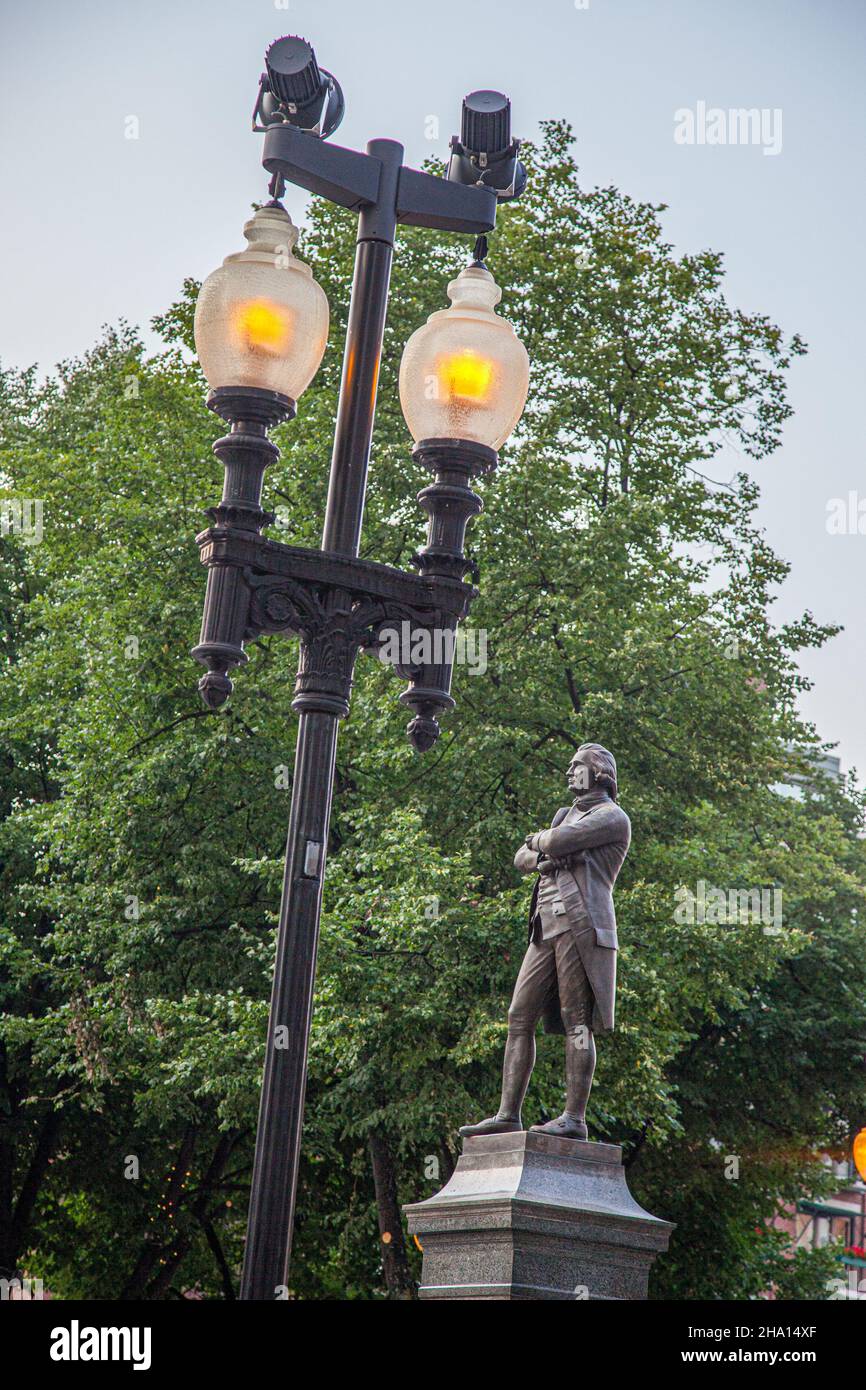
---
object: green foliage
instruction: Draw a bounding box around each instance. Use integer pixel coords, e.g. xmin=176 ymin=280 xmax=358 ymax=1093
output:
xmin=0 ymin=123 xmax=863 ymax=1300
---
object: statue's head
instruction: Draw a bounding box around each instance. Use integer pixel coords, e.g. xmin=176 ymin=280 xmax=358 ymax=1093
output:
xmin=567 ymin=743 xmax=618 ymax=800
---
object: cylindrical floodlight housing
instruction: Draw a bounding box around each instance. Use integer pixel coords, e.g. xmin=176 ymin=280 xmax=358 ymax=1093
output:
xmin=461 ymin=90 xmax=512 ymax=156
xmin=265 ymin=36 xmax=324 ymax=110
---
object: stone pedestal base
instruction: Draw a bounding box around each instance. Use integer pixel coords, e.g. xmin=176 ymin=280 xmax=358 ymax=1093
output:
xmin=404 ymin=1131 xmax=672 ymax=1300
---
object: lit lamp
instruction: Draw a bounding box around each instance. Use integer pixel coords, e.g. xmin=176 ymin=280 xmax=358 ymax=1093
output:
xmin=194 ymin=201 xmax=329 ymax=400
xmin=854 ymin=1128 xmax=866 ymax=1183
xmin=397 ymin=255 xmax=529 ymax=748
xmin=191 ymin=203 xmax=329 ymax=708
xmin=399 ymin=258 xmax=529 ymax=450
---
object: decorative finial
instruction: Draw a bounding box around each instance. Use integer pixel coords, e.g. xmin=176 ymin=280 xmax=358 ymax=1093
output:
xmin=471 ymin=234 xmax=489 ymax=267
xmin=268 ymin=170 xmax=287 ymax=201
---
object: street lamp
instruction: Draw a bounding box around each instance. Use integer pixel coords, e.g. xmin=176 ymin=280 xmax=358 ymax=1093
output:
xmin=395 ymin=255 xmax=529 ymax=749
xmin=191 ymin=34 xmax=529 ymax=1300
xmin=191 ymin=201 xmax=329 ymax=711
xmin=399 ymin=258 xmax=530 ymax=449
xmin=194 ymin=202 xmax=329 ymax=401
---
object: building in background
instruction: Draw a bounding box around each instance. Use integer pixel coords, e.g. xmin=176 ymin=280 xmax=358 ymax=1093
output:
xmin=770 ymin=750 xmax=866 ymax=1295
xmin=774 ymin=1152 xmax=866 ymax=1299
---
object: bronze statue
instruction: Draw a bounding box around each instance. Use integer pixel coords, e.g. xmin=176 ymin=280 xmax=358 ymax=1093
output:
xmin=460 ymin=744 xmax=630 ymax=1141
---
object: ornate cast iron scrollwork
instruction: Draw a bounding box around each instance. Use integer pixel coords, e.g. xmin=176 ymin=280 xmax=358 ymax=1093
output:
xmin=244 ymin=571 xmax=472 ymax=742
xmin=192 ymin=388 xmax=497 ymax=749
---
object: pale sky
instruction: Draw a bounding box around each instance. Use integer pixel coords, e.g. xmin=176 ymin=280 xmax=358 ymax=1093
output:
xmin=1 ymin=0 xmax=864 ymax=777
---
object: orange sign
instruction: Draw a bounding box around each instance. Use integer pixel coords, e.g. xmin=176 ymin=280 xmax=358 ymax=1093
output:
xmin=854 ymin=1128 xmax=866 ymax=1183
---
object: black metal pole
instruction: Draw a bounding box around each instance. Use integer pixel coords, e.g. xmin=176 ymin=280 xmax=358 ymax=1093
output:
xmin=239 ymin=140 xmax=403 ymax=1301
xmin=322 ymin=139 xmax=402 ymax=556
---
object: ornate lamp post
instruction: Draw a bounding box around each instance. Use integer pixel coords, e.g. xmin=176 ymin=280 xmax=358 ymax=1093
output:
xmin=191 ymin=35 xmax=529 ymax=1300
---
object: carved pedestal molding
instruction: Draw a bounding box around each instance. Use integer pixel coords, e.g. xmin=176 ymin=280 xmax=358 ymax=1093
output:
xmin=404 ymin=1131 xmax=673 ymax=1301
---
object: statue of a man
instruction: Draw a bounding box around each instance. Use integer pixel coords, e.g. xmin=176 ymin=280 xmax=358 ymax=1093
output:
xmin=460 ymin=743 xmax=630 ymax=1141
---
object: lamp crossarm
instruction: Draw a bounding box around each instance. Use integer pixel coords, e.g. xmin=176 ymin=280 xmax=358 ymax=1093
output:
xmin=197 ymin=531 xmax=474 ymax=617
xmin=261 ymin=123 xmax=497 ymax=234
xmin=193 ymin=529 xmax=477 ymax=742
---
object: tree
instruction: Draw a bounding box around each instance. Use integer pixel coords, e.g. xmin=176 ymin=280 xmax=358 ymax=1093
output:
xmin=0 ymin=122 xmax=863 ymax=1299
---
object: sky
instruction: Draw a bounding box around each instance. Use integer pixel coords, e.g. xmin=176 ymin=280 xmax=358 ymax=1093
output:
xmin=1 ymin=0 xmax=864 ymax=776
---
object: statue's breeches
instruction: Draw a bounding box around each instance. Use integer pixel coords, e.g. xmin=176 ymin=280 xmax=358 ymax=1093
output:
xmin=507 ymin=926 xmax=595 ymax=1035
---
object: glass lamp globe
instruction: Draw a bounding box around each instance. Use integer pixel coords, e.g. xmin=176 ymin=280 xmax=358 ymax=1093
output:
xmin=398 ymin=262 xmax=529 ymax=451
xmin=194 ymin=203 xmax=329 ymax=403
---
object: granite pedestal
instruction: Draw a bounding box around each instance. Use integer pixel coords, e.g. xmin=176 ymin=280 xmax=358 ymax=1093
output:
xmin=404 ymin=1130 xmax=672 ymax=1300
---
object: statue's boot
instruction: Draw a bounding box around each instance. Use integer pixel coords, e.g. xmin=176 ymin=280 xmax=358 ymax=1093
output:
xmin=458 ymin=1115 xmax=523 ymax=1138
xmin=530 ymin=1112 xmax=588 ymax=1140
xmin=459 ymin=1026 xmax=535 ymax=1139
xmin=530 ymin=1024 xmax=596 ymax=1140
